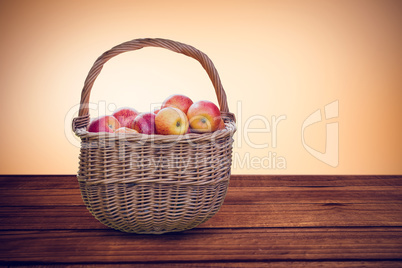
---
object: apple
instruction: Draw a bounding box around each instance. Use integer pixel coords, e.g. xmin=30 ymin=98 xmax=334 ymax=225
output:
xmin=155 ymin=107 xmax=189 ymax=135
xmin=187 ymin=100 xmax=221 ymax=133
xmin=131 ymin=112 xmax=156 ymax=134
xmin=88 ymin=115 xmax=120 ymax=133
xmin=218 ymin=119 xmax=225 ymax=130
xmin=161 ymin=94 xmax=193 ymax=114
xmin=115 ymin=127 xmax=139 ymax=134
xmin=112 ymin=107 xmax=139 ymax=128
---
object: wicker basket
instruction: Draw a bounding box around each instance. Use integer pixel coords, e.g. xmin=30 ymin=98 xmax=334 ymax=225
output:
xmin=72 ymin=38 xmax=236 ymax=234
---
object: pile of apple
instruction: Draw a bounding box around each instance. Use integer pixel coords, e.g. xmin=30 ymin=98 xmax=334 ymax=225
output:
xmin=88 ymin=94 xmax=225 ymax=135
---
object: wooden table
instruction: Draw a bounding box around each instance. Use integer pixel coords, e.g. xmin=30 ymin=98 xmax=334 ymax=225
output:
xmin=0 ymin=175 xmax=401 ymax=267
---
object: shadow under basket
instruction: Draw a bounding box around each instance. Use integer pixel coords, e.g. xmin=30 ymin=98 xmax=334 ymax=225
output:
xmin=72 ymin=38 xmax=236 ymax=234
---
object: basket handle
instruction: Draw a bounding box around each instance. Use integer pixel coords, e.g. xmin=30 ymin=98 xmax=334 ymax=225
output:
xmin=72 ymin=38 xmax=234 ymax=131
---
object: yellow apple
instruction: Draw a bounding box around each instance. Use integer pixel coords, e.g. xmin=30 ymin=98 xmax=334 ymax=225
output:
xmin=155 ymin=107 xmax=189 ymax=135
xmin=187 ymin=100 xmax=221 ymax=133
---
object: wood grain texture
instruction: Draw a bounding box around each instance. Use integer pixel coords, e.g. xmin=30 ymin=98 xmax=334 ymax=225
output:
xmin=1 ymin=202 xmax=401 ymax=230
xmin=1 ymin=228 xmax=402 ymax=263
xmin=0 ymin=175 xmax=401 ymax=266
xmin=7 ymin=262 xmax=402 ymax=268
xmin=8 ymin=262 xmax=402 ymax=268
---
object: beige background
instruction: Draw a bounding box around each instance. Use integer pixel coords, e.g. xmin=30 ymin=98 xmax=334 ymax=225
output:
xmin=0 ymin=0 xmax=401 ymax=175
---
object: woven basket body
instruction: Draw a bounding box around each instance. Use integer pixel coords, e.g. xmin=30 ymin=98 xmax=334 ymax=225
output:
xmin=73 ymin=38 xmax=236 ymax=234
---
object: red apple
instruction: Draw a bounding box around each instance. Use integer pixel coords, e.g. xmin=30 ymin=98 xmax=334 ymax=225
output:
xmin=161 ymin=94 xmax=193 ymax=114
xmin=130 ymin=112 xmax=156 ymax=134
xmin=218 ymin=119 xmax=225 ymax=130
xmin=115 ymin=127 xmax=138 ymax=134
xmin=112 ymin=107 xmax=139 ymax=128
xmin=88 ymin=115 xmax=120 ymax=133
xmin=155 ymin=107 xmax=189 ymax=135
xmin=187 ymin=100 xmax=221 ymax=133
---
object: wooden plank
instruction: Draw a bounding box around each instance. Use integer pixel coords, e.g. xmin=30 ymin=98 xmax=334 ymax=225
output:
xmin=228 ymin=175 xmax=402 ymax=187
xmin=0 ymin=175 xmax=79 ymax=189
xmin=1 ymin=175 xmax=401 ymax=189
xmin=1 ymin=185 xmax=401 ymax=206
xmin=0 ymin=189 xmax=84 ymax=206
xmin=200 ymin=202 xmax=402 ymax=228
xmin=1 ymin=202 xmax=401 ymax=230
xmin=0 ymin=206 xmax=106 ymax=230
xmin=1 ymin=228 xmax=401 ymax=264
xmin=224 ymin=186 xmax=402 ymax=204
xmin=9 ymin=261 xmax=402 ymax=267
